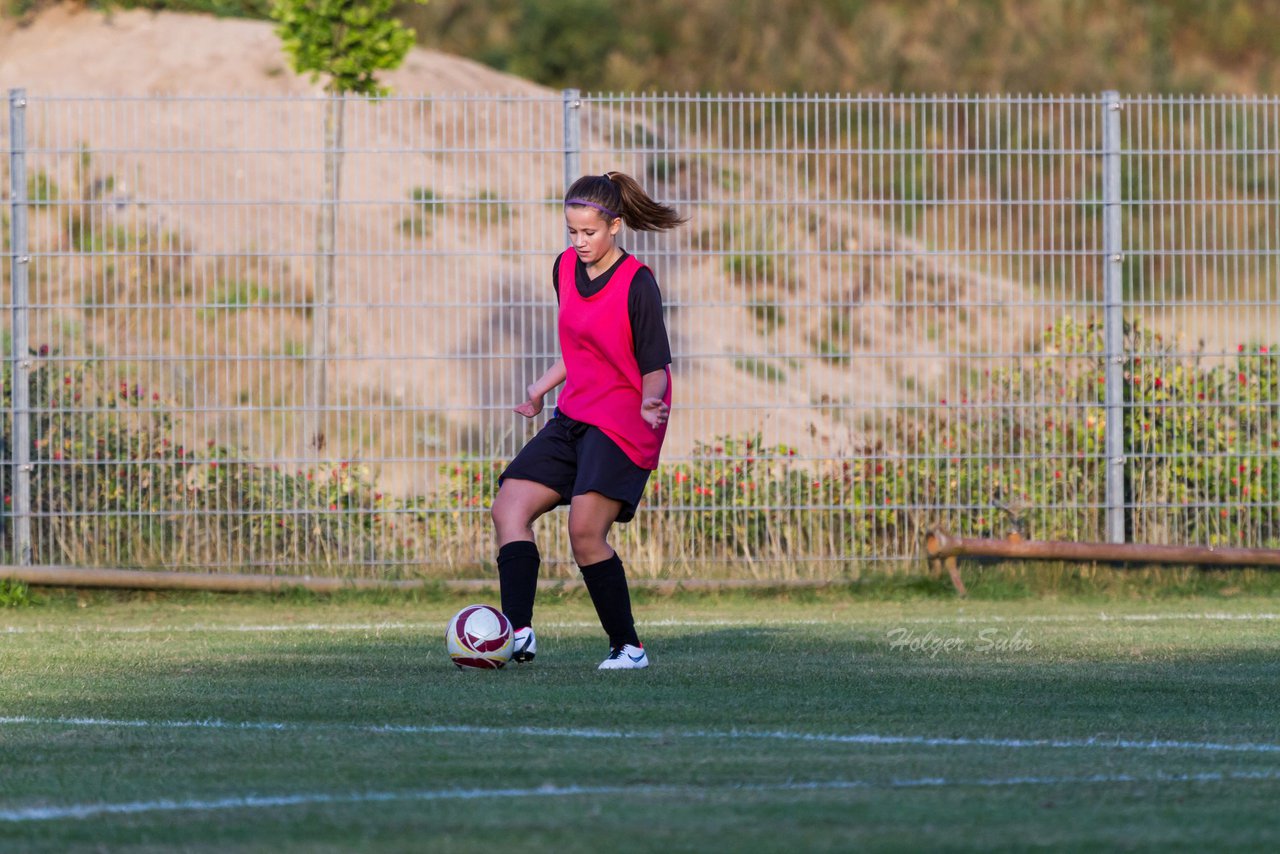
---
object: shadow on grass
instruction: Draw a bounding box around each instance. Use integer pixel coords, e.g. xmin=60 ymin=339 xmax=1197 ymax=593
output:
xmin=5 ymin=617 xmax=1280 ymax=747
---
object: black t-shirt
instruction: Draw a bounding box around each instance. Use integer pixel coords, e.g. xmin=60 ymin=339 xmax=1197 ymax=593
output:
xmin=552 ymin=251 xmax=672 ymax=375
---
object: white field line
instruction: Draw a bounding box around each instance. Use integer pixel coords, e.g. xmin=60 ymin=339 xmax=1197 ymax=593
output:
xmin=3 ymin=715 xmax=1280 ymax=756
xmin=4 ymin=770 xmax=1280 ymax=823
xmin=2 ymin=612 xmax=1279 ymax=636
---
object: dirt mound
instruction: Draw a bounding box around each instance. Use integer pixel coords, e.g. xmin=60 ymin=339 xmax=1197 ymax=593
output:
xmin=2 ymin=7 xmax=1028 ymax=493
xmin=0 ymin=6 xmax=546 ymax=96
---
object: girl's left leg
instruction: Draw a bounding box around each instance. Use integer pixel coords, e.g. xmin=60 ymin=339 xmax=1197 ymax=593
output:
xmin=568 ymin=492 xmax=642 ymax=654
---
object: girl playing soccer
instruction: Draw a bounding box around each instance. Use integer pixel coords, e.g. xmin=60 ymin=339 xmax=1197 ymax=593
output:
xmin=490 ymin=171 xmax=684 ymax=669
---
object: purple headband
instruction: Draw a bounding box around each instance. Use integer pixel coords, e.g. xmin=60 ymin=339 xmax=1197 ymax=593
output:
xmin=566 ymin=198 xmax=620 ymax=220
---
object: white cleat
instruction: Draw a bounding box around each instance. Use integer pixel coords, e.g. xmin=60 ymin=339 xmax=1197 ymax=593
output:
xmin=598 ymin=643 xmax=648 ymax=670
xmin=512 ymin=626 xmax=537 ymax=663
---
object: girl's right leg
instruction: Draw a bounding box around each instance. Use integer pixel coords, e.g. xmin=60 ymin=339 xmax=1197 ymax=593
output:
xmin=490 ymin=478 xmax=562 ymax=657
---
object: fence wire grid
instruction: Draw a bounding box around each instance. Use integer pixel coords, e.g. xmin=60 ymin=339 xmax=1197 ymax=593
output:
xmin=3 ymin=90 xmax=1279 ymax=579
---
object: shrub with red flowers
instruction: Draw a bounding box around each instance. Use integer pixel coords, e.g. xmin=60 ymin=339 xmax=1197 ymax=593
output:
xmin=3 ymin=316 xmax=1277 ymax=576
xmin=892 ymin=316 xmax=1279 ymax=547
xmin=1 ymin=355 xmax=390 ymax=570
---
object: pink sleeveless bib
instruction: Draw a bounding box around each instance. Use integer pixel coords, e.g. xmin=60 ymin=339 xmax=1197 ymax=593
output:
xmin=555 ymin=248 xmax=671 ymax=469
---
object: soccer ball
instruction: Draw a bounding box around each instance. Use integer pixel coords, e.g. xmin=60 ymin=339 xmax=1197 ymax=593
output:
xmin=446 ymin=604 xmax=514 ymax=670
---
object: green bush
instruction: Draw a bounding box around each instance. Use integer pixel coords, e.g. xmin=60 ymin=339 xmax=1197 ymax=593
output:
xmin=399 ymin=186 xmax=440 ymax=237
xmin=1 ymin=355 xmax=396 ymax=570
xmin=637 ymin=316 xmax=1280 ymax=560
xmin=0 ymin=578 xmax=36 ymax=607
xmin=3 ymin=317 xmax=1277 ymax=575
xmin=910 ymin=317 xmax=1280 ymax=546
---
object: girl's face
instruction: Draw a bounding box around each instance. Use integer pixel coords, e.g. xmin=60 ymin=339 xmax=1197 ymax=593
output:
xmin=565 ymin=206 xmax=622 ymax=267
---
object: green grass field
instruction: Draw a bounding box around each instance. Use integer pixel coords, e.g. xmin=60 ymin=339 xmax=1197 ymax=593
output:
xmin=2 ymin=581 xmax=1279 ymax=852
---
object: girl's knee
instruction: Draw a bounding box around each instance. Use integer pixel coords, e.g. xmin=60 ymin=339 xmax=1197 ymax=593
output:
xmin=489 ymin=493 xmax=508 ymax=527
xmin=491 ymin=490 xmax=526 ymax=533
xmin=568 ymin=527 xmax=608 ymax=560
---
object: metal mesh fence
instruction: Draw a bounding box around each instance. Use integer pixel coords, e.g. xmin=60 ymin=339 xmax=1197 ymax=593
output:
xmin=3 ymin=91 xmax=1279 ymax=578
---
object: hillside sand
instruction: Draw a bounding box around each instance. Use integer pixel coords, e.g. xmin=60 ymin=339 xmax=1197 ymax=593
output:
xmin=3 ymin=7 xmax=1036 ymax=494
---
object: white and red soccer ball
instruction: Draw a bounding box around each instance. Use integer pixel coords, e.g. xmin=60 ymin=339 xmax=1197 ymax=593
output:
xmin=446 ymin=604 xmax=514 ymax=669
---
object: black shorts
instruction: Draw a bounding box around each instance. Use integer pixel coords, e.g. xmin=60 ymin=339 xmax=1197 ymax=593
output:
xmin=499 ymin=412 xmax=652 ymax=523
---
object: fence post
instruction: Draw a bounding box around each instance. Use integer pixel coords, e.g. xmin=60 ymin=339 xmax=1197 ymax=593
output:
xmin=1101 ymin=91 xmax=1126 ymax=544
xmin=8 ymin=89 xmax=32 ymax=566
xmin=563 ymin=89 xmax=581 ymax=192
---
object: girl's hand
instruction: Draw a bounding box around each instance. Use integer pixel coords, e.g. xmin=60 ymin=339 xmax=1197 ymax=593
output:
xmin=641 ymin=397 xmax=669 ymax=429
xmin=514 ymin=385 xmax=544 ymax=418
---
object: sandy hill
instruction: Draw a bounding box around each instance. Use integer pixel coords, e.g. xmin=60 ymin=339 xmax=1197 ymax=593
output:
xmin=0 ymin=5 xmax=548 ymax=96
xmin=1 ymin=7 xmax=1029 ymax=494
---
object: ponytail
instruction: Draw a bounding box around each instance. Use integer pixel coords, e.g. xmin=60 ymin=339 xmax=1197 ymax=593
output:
xmin=564 ymin=172 xmax=686 ymax=232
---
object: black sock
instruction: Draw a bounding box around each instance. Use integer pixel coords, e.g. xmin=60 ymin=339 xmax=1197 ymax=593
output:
xmin=579 ymin=553 xmax=640 ymax=648
xmin=497 ymin=540 xmax=540 ymax=629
